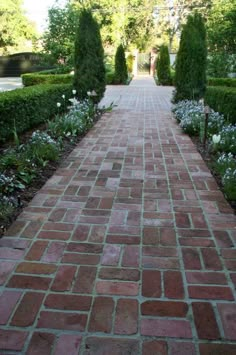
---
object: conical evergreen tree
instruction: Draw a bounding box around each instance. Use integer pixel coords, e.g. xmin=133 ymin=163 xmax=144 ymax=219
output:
xmin=115 ymin=44 xmax=128 ymax=84
xmin=173 ymin=12 xmax=207 ymax=102
xmin=156 ymin=45 xmax=171 ymax=85
xmin=74 ymin=9 xmax=105 ymax=103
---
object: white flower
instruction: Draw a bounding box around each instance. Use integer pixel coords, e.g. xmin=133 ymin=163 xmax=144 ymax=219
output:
xmin=212 ymin=134 xmax=221 ymax=144
xmin=87 ymin=91 xmax=91 ymax=96
xmin=91 ymin=90 xmax=97 ymax=96
xmin=62 ymin=94 xmax=65 ymax=99
xmin=72 ymin=89 xmax=76 ymax=95
xmin=57 ymin=102 xmax=61 ymax=108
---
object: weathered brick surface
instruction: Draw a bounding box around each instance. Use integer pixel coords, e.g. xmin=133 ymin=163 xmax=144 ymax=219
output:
xmin=11 ymin=292 xmax=44 ymax=327
xmin=142 ymin=340 xmax=168 ymax=355
xmin=114 ymin=299 xmax=138 ymax=334
xmin=0 ymin=77 xmax=236 ymax=352
xmin=88 ymin=297 xmax=114 ymax=333
xmin=26 ymin=332 xmax=55 ymax=355
xmin=192 ymin=302 xmax=220 ymax=339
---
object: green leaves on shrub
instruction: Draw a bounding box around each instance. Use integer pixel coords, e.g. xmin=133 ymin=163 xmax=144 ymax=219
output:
xmin=207 ymin=78 xmax=236 ymax=88
xmin=74 ymin=9 xmax=106 ymax=104
xmin=115 ymin=44 xmax=128 ymax=84
xmin=156 ymin=45 xmax=172 ymax=85
xmin=21 ymin=73 xmax=73 ymax=86
xmin=205 ymin=86 xmax=236 ymax=124
xmin=0 ymin=84 xmax=72 ymax=142
xmin=174 ymin=12 xmax=207 ymax=102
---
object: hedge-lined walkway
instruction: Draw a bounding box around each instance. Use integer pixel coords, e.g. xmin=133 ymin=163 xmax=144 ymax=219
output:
xmin=0 ymin=76 xmax=236 ymax=354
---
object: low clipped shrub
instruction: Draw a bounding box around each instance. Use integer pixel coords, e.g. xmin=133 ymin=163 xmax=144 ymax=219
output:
xmin=0 ymin=83 xmax=72 ymax=142
xmin=22 ymin=73 xmax=73 ymax=86
xmin=207 ymin=78 xmax=236 ymax=87
xmin=205 ymin=86 xmax=236 ymax=124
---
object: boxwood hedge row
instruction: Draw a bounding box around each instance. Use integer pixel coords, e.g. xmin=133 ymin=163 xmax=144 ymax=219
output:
xmin=0 ymin=83 xmax=72 ymax=142
xmin=207 ymin=77 xmax=236 ymax=88
xmin=205 ymin=86 xmax=236 ymax=124
xmin=21 ymin=73 xmax=73 ymax=86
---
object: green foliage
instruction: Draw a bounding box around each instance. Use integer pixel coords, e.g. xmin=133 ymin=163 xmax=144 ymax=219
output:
xmin=48 ymin=98 xmax=95 ymax=138
xmin=205 ymin=86 xmax=236 ymax=124
xmin=207 ymin=0 xmax=236 ymax=54
xmin=0 ymin=0 xmax=38 ymax=55
xmin=126 ymin=54 xmax=134 ymax=74
xmin=156 ymin=45 xmax=171 ymax=85
xmin=173 ymin=12 xmax=207 ymax=102
xmin=0 ymin=198 xmax=15 ymax=223
xmin=21 ymin=73 xmax=73 ymax=87
xmin=74 ymin=9 xmax=106 ymax=104
xmin=208 ymin=78 xmax=236 ymax=87
xmin=115 ymin=44 xmax=128 ymax=84
xmin=42 ymin=3 xmax=78 ymax=65
xmin=23 ymin=131 xmax=59 ymax=166
xmin=154 ymin=0 xmax=211 ymax=51
xmin=207 ymin=52 xmax=232 ymax=78
xmin=213 ymin=125 xmax=236 ymax=155
xmin=0 ymin=84 xmax=72 ymax=142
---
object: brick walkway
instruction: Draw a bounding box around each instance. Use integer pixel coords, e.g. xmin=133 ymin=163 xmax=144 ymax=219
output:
xmin=0 ymin=76 xmax=236 ymax=354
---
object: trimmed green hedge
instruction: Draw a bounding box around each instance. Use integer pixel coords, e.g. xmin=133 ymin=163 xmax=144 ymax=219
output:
xmin=205 ymin=86 xmax=236 ymax=124
xmin=22 ymin=73 xmax=73 ymax=86
xmin=207 ymin=77 xmax=236 ymax=87
xmin=0 ymin=84 xmax=72 ymax=142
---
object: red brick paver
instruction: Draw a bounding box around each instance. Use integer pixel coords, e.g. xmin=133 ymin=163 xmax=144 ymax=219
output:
xmin=0 ymin=76 xmax=236 ymax=354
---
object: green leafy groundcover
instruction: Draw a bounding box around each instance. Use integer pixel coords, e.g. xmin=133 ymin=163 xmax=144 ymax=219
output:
xmin=21 ymin=73 xmax=73 ymax=86
xmin=205 ymin=86 xmax=236 ymax=124
xmin=0 ymin=83 xmax=72 ymax=142
xmin=207 ymin=77 xmax=236 ymax=87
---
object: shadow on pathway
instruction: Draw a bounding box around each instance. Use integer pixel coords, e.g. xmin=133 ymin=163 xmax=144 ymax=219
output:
xmin=0 ymin=76 xmax=236 ymax=354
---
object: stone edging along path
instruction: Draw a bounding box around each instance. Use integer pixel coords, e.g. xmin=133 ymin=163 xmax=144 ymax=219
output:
xmin=0 ymin=76 xmax=236 ymax=354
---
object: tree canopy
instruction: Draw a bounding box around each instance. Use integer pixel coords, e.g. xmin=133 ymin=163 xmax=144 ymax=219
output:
xmin=207 ymin=0 xmax=236 ymax=54
xmin=0 ymin=0 xmax=37 ymax=55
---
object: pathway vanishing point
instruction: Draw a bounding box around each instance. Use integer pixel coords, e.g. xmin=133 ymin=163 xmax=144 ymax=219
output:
xmin=0 ymin=76 xmax=236 ymax=354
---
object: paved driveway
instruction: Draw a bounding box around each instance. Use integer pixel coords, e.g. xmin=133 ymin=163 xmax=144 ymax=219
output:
xmin=0 ymin=77 xmax=23 ymax=92
xmin=0 ymin=76 xmax=236 ymax=354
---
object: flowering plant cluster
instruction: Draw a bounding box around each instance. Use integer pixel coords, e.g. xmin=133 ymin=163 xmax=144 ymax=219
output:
xmin=172 ymin=100 xmax=236 ymax=201
xmin=48 ymin=93 xmax=96 ymax=139
xmin=0 ymin=89 xmax=98 ymax=226
xmin=172 ymin=100 xmax=224 ymax=137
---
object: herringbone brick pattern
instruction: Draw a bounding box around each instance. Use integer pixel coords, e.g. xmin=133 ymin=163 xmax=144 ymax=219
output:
xmin=0 ymin=76 xmax=235 ymax=354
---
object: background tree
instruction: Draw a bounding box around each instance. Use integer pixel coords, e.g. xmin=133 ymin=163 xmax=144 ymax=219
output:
xmin=156 ymin=45 xmax=171 ymax=85
xmin=43 ymin=0 xmax=157 ymax=63
xmin=154 ymin=0 xmax=211 ymax=51
xmin=207 ymin=0 xmax=236 ymax=54
xmin=115 ymin=44 xmax=128 ymax=84
xmin=74 ymin=8 xmax=106 ymax=103
xmin=0 ymin=0 xmax=37 ymax=55
xmin=42 ymin=3 xmax=78 ymax=65
xmin=173 ymin=12 xmax=207 ymax=101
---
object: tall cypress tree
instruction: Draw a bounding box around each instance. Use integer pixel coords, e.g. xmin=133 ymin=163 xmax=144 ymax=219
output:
xmin=157 ymin=45 xmax=171 ymax=85
xmin=115 ymin=44 xmax=128 ymax=84
xmin=73 ymin=9 xmax=105 ymax=103
xmin=173 ymin=12 xmax=207 ymax=102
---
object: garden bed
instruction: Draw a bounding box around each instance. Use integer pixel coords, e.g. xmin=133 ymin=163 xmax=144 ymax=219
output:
xmin=191 ymin=136 xmax=236 ymax=213
xmin=0 ymin=97 xmax=104 ymax=237
xmin=172 ymin=100 xmax=236 ymax=213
